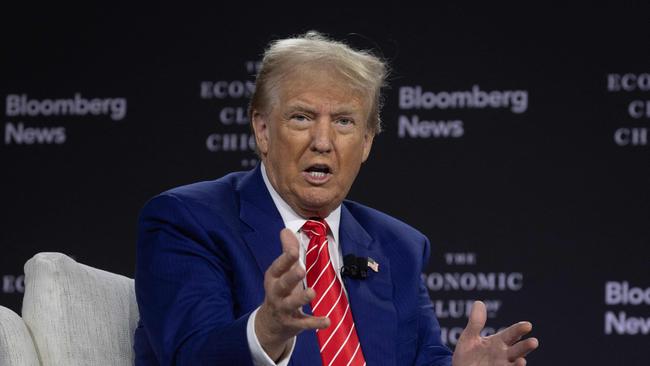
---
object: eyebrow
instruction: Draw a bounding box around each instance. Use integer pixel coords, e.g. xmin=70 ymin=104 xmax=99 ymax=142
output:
xmin=284 ymin=103 xmax=317 ymax=115
xmin=284 ymin=102 xmax=360 ymax=116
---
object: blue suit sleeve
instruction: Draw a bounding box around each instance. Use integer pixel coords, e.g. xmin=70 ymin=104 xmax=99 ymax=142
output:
xmin=135 ymin=193 xmax=255 ymax=366
xmin=415 ymin=237 xmax=453 ymax=366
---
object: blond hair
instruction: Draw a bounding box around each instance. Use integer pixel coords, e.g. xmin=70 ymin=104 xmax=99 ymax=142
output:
xmin=249 ymin=31 xmax=388 ymax=134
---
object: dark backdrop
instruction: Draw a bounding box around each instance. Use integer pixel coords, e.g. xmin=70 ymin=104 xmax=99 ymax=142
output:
xmin=2 ymin=5 xmax=648 ymax=365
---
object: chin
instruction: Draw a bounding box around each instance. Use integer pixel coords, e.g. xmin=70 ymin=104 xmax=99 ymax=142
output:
xmin=299 ymin=195 xmax=338 ymax=215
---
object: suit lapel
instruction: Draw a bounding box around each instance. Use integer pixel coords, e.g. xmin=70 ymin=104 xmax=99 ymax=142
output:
xmin=339 ymin=204 xmax=397 ymax=366
xmin=238 ymin=165 xmax=285 ymax=276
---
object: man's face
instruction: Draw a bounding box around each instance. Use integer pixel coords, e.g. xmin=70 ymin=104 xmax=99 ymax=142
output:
xmin=253 ymin=68 xmax=375 ymax=218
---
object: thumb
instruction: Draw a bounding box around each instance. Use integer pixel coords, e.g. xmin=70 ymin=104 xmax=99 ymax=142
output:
xmin=280 ymin=228 xmax=300 ymax=257
xmin=462 ymin=301 xmax=487 ymax=338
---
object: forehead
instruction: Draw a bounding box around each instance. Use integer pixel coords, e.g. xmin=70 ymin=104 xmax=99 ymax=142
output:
xmin=274 ymin=67 xmax=369 ymax=114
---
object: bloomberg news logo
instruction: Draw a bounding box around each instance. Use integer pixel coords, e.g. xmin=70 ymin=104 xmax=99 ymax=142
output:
xmin=397 ymin=84 xmax=529 ymax=139
xmin=3 ymin=93 xmax=127 ymax=145
xmin=604 ymin=281 xmax=650 ymax=335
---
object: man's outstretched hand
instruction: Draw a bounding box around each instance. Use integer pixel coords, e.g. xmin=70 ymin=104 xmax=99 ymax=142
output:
xmin=452 ymin=301 xmax=539 ymax=366
xmin=255 ymin=229 xmax=330 ymax=361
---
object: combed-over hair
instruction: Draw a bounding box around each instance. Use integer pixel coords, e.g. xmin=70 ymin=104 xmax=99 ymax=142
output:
xmin=249 ymin=31 xmax=388 ymax=134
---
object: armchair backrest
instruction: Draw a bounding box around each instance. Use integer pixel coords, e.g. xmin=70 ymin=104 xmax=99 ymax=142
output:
xmin=21 ymin=252 xmax=139 ymax=366
xmin=0 ymin=305 xmax=40 ymax=366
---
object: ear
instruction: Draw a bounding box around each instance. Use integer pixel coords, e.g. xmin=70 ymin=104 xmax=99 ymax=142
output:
xmin=361 ymin=130 xmax=375 ymax=163
xmin=251 ymin=110 xmax=270 ymax=155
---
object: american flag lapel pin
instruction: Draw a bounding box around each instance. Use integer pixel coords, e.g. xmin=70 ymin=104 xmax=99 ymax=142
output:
xmin=367 ymin=257 xmax=379 ymax=272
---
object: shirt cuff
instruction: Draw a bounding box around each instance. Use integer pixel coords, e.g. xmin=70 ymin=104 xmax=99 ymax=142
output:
xmin=246 ymin=307 xmax=296 ymax=366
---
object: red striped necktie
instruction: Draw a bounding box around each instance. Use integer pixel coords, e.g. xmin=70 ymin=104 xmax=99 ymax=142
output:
xmin=303 ymin=218 xmax=366 ymax=366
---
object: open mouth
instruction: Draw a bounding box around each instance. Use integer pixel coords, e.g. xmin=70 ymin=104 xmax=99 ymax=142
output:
xmin=304 ymin=164 xmax=332 ymax=181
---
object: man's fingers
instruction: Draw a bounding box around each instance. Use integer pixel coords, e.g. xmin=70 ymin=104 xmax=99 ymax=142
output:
xmin=500 ymin=321 xmax=533 ymax=346
xmin=273 ymin=263 xmax=305 ymax=297
xmin=282 ymin=287 xmax=316 ymax=310
xmin=461 ymin=301 xmax=487 ymax=338
xmin=268 ymin=249 xmax=298 ymax=278
xmin=513 ymin=358 xmax=527 ymax=366
xmin=280 ymin=228 xmax=300 ymax=257
xmin=507 ymin=337 xmax=539 ymax=362
xmin=267 ymin=229 xmax=300 ymax=278
xmin=293 ymin=314 xmax=331 ymax=330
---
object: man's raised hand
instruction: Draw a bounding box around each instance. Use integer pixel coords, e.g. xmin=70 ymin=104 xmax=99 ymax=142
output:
xmin=452 ymin=301 xmax=539 ymax=366
xmin=255 ymin=229 xmax=330 ymax=361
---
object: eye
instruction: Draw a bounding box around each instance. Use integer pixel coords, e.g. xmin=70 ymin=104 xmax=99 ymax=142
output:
xmin=336 ymin=118 xmax=354 ymax=126
xmin=291 ymin=114 xmax=310 ymax=122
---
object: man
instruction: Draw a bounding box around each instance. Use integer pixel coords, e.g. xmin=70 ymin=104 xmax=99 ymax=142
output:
xmin=135 ymin=31 xmax=538 ymax=365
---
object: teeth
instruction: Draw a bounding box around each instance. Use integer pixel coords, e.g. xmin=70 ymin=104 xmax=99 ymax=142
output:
xmin=309 ymin=171 xmax=326 ymax=178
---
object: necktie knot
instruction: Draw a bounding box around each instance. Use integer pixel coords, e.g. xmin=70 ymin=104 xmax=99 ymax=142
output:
xmin=301 ymin=218 xmax=328 ymax=239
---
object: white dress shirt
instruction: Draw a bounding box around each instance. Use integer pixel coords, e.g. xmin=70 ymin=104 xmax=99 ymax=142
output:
xmin=246 ymin=163 xmax=344 ymax=366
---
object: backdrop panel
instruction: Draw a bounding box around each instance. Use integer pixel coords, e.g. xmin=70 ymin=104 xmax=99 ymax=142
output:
xmin=2 ymin=6 xmax=648 ymax=365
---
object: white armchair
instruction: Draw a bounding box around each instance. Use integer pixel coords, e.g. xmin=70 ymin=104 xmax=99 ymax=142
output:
xmin=0 ymin=253 xmax=139 ymax=365
xmin=0 ymin=306 xmax=39 ymax=366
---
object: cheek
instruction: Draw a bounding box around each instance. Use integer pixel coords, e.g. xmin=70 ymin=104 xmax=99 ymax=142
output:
xmin=338 ymin=139 xmax=367 ymax=165
xmin=337 ymin=157 xmax=363 ymax=184
xmin=268 ymin=143 xmax=301 ymax=177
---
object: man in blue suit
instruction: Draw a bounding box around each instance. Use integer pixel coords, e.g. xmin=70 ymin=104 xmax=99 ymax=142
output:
xmin=135 ymin=31 xmax=538 ymax=365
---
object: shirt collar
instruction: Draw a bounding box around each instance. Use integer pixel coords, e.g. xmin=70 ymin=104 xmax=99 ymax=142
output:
xmin=260 ymin=162 xmax=341 ymax=244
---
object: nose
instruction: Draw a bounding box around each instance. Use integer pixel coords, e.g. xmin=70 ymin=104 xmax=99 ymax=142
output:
xmin=309 ymin=117 xmax=334 ymax=153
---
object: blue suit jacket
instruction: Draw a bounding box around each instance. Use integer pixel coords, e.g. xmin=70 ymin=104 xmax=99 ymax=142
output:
xmin=134 ymin=165 xmax=452 ymax=365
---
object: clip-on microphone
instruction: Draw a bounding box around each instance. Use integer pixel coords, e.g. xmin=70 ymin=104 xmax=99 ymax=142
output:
xmin=341 ymin=254 xmax=369 ymax=280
